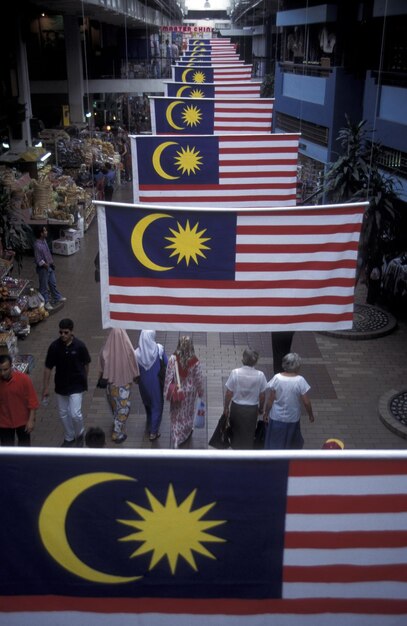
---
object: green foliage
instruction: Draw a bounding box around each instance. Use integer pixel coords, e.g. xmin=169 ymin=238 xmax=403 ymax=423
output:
xmin=321 ymin=116 xmax=402 ymax=281
xmin=261 ymin=73 xmax=274 ymax=98
xmin=0 ymin=183 xmax=33 ymax=273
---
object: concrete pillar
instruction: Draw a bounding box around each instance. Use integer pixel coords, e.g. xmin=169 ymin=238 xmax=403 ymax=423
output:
xmin=63 ymin=14 xmax=85 ymax=124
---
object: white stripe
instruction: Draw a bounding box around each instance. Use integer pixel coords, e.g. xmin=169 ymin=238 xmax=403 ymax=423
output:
xmin=219 ymin=138 xmax=298 ymax=149
xmin=108 ymin=303 xmax=354 ymax=316
xmin=109 ymin=286 xmax=354 ymax=298
xmin=237 ymin=252 xmax=357 ymax=262
xmin=237 ymin=213 xmax=363 ymax=226
xmin=287 ymin=475 xmax=407 ymax=496
xmin=140 ymin=188 xmax=297 ymax=198
xmin=220 ymin=166 xmax=297 ymax=174
xmin=285 ymin=512 xmax=407 ymax=532
xmin=5 ymin=613 xmax=405 ymax=626
xmin=284 ymin=547 xmax=407 ymax=566
xmin=106 ymin=319 xmax=354 ymax=331
xmin=283 ymin=581 xmax=407 ymax=600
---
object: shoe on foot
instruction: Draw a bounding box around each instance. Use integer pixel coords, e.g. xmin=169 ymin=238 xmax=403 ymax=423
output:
xmin=57 ymin=297 xmax=67 ymax=302
xmin=149 ymin=432 xmax=161 ymax=441
xmin=61 ymin=438 xmax=75 ymax=447
xmin=113 ymin=433 xmax=127 ymax=444
xmin=45 ymin=302 xmax=54 ymax=311
xmin=76 ymin=433 xmax=84 ymax=447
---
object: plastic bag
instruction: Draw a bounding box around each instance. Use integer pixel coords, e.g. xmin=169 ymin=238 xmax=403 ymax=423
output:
xmin=193 ymin=398 xmax=206 ymax=429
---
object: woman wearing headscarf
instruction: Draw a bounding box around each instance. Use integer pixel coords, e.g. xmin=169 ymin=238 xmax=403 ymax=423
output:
xmin=164 ymin=336 xmax=204 ymax=449
xmin=98 ymin=328 xmax=139 ymax=444
xmin=135 ymin=330 xmax=168 ymax=441
xmin=224 ymin=348 xmax=267 ymax=449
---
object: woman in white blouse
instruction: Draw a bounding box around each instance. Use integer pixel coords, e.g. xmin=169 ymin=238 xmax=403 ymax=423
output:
xmin=224 ymin=348 xmax=267 ymax=449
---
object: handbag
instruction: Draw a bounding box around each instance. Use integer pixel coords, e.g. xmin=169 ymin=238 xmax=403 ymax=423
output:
xmin=166 ymin=358 xmax=185 ymax=402
xmin=96 ymin=375 xmax=108 ymax=389
xmin=193 ymin=398 xmax=206 ymax=429
xmin=208 ymin=413 xmax=231 ymax=449
xmin=158 ymin=357 xmax=166 ymax=390
xmin=253 ymin=420 xmax=266 ymax=449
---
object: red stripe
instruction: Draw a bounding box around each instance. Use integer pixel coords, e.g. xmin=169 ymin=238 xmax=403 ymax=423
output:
xmin=286 ymin=494 xmax=407 ymax=514
xmin=236 ymin=242 xmax=359 ymax=253
xmin=237 ymin=206 xmax=365 ymax=217
xmin=139 ymin=182 xmax=295 ymax=190
xmin=110 ymin=295 xmax=354 ymax=307
xmin=289 ymin=459 xmax=407 ymax=476
xmin=109 ymin=312 xmax=353 ymax=324
xmin=109 ymin=277 xmax=355 ymax=289
xmin=235 ymin=260 xmax=357 ymax=271
xmin=220 ymin=146 xmax=298 ymax=154
xmin=219 ymin=133 xmax=300 ymax=143
xmin=2 ymin=596 xmax=407 ymax=615
xmin=216 ymin=180 xmax=296 ymax=187
xmin=139 ymin=194 xmax=298 ymax=203
xmin=285 ymin=531 xmax=407 ymax=549
xmin=283 ymin=564 xmax=407 ymax=583
xmin=219 ymin=163 xmax=297 ymax=171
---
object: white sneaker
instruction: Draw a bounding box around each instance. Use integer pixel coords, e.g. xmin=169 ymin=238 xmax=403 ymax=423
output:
xmin=45 ymin=302 xmax=54 ymax=311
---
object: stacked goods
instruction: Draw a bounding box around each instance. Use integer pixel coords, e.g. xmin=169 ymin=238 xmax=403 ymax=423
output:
xmin=31 ymin=178 xmax=56 ymax=218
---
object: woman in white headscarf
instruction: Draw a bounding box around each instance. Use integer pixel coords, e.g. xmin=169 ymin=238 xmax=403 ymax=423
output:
xmin=135 ymin=330 xmax=168 ymax=441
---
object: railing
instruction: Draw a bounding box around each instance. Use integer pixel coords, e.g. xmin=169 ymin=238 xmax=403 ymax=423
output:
xmin=279 ymin=61 xmax=333 ymax=78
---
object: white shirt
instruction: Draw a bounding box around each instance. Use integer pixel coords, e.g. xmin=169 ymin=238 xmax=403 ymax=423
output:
xmin=267 ymin=373 xmax=310 ymax=423
xmin=225 ymin=365 xmax=267 ymax=406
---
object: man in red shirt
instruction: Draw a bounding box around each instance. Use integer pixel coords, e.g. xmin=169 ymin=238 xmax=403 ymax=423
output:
xmin=0 ymin=355 xmax=39 ymax=446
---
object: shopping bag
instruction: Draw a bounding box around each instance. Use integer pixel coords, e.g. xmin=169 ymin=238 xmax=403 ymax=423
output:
xmin=208 ymin=413 xmax=231 ymax=449
xmin=193 ymin=398 xmax=206 ymax=429
xmin=253 ymin=420 xmax=266 ymax=449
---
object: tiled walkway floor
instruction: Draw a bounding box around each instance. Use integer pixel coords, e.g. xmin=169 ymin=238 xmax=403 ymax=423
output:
xmin=13 ymin=184 xmax=407 ymax=451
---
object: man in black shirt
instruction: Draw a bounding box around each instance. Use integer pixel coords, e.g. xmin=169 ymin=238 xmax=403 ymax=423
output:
xmin=42 ymin=318 xmax=91 ymax=447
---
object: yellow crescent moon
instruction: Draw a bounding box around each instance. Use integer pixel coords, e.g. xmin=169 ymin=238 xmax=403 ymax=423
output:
xmin=166 ymin=101 xmax=184 ymax=131
xmin=181 ymin=68 xmax=193 ymax=82
xmin=131 ymin=213 xmax=174 ymax=272
xmin=152 ymin=141 xmax=179 ymax=180
xmin=38 ymin=472 xmax=141 ymax=584
xmin=176 ymin=85 xmax=190 ymax=97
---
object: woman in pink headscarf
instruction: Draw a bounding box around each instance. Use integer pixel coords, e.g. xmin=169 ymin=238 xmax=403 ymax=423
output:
xmin=98 ymin=328 xmax=139 ymax=443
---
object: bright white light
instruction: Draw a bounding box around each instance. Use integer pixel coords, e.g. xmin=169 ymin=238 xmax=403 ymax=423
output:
xmin=2 ymin=142 xmax=10 ymax=149
xmin=85 ymin=111 xmax=92 ymax=118
xmin=40 ymin=152 xmax=52 ymax=162
xmin=34 ymin=141 xmax=43 ymax=147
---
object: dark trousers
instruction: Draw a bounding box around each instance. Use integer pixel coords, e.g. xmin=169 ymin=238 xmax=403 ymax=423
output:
xmin=271 ymin=331 xmax=295 ymax=375
xmin=0 ymin=426 xmax=31 ymax=446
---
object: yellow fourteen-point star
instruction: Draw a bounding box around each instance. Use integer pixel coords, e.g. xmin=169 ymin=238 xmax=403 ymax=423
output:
xmin=117 ymin=484 xmax=226 ymax=574
xmin=165 ymin=220 xmax=211 ymax=266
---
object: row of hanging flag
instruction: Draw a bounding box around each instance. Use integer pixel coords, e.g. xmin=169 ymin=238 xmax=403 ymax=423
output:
xmin=97 ymin=37 xmax=366 ymax=332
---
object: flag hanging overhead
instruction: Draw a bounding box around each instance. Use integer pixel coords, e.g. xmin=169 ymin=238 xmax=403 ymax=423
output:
xmin=173 ymin=65 xmax=253 ymax=83
xmin=96 ymin=201 xmax=367 ymax=331
xmin=130 ymin=133 xmax=299 ymax=207
xmin=1 ymin=450 xmax=407 ymax=625
xmin=165 ymin=81 xmax=263 ymax=98
xmin=176 ymin=59 xmax=244 ymax=65
xmin=150 ymin=97 xmax=274 ymax=135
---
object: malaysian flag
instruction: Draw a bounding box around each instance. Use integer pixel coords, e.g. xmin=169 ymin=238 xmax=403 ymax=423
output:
xmin=130 ymin=133 xmax=299 ymax=207
xmin=177 ymin=59 xmax=244 ymax=65
xmin=1 ymin=450 xmax=406 ymax=625
xmin=150 ymin=97 xmax=274 ymax=134
xmin=165 ymin=81 xmax=262 ymax=98
xmin=173 ymin=65 xmax=253 ymax=83
xmin=96 ymin=202 xmax=366 ymax=331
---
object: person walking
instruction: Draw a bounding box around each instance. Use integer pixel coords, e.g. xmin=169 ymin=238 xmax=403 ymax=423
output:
xmin=263 ymin=352 xmax=315 ymax=449
xmin=33 ymin=225 xmax=66 ymax=311
xmin=0 ymin=354 xmax=39 ymax=446
xmin=103 ymin=162 xmax=116 ymax=201
xmin=223 ymin=348 xmax=267 ymax=449
xmin=164 ymin=336 xmax=204 ymax=449
xmin=135 ymin=330 xmax=168 ymax=441
xmin=98 ymin=328 xmax=139 ymax=444
xmin=42 ymin=318 xmax=91 ymax=447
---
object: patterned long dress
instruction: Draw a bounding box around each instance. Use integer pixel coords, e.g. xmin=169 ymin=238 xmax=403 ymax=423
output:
xmin=164 ymin=355 xmax=204 ymax=448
